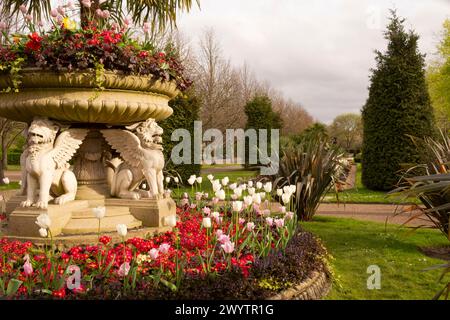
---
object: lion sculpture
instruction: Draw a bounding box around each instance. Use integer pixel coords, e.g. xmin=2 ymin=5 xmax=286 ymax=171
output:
xmin=20 ymin=117 xmax=87 ymax=209
xmin=101 ymin=119 xmax=165 ymax=200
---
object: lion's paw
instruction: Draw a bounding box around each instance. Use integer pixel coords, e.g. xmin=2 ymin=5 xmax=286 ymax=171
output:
xmin=55 ymin=194 xmax=74 ymax=205
xmin=35 ymin=201 xmax=48 ymax=210
xmin=138 ymin=190 xmax=153 ymax=199
xmin=21 ymin=200 xmax=34 ymax=208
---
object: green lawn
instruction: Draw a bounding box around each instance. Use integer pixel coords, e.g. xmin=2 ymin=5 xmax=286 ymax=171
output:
xmin=0 ymin=182 xmax=20 ymax=190
xmin=5 ymin=165 xmax=21 ymax=171
xmin=302 ymin=216 xmax=449 ymax=300
xmin=322 ymin=164 xmax=419 ymax=204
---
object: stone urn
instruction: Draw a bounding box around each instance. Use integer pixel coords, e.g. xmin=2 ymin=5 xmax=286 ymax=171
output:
xmin=0 ymin=68 xmax=180 ymax=245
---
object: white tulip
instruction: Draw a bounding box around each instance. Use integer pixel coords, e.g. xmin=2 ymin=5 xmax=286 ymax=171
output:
xmin=260 ymin=192 xmax=266 ymax=199
xmin=92 ymin=206 xmax=106 ymax=219
xmin=187 ymin=176 xmax=196 ymax=185
xmin=211 ymin=211 xmax=220 ymax=219
xmin=248 ymin=181 xmax=254 ymax=188
xmin=174 ymin=177 xmax=179 ymax=183
xmin=252 ymin=193 xmax=262 ymax=205
xmin=202 ymin=217 xmax=212 ymax=228
xmin=2 ymin=177 xmax=9 ymax=185
xmin=215 ymin=189 xmax=226 ymax=201
xmin=243 ymin=195 xmax=253 ymax=207
xmin=276 ymin=189 xmax=283 ymax=196
xmin=248 ymin=187 xmax=255 ymax=196
xmin=116 ymin=224 xmax=128 ymax=237
xmin=165 ymin=177 xmax=171 ymax=183
xmin=240 ymin=183 xmax=247 ymax=190
xmin=234 ymin=187 xmax=243 ymax=198
xmin=196 ymin=177 xmax=203 ymax=184
xmin=256 ymin=181 xmax=263 ymax=190
xmin=282 ymin=193 xmax=291 ymax=204
xmin=221 ymin=177 xmax=229 ymax=186
xmin=212 ymin=180 xmax=222 ymax=192
xmin=35 ymin=214 xmax=51 ymax=229
xmin=232 ymin=201 xmax=243 ymax=212
xmin=207 ymin=174 xmax=214 ymax=181
xmin=164 ymin=215 xmax=177 ymax=227
xmin=229 ymin=183 xmax=237 ymax=190
xmin=38 ymin=228 xmax=48 ymax=238
xmin=289 ymin=185 xmax=297 ymax=194
xmin=264 ymin=182 xmax=272 ymax=193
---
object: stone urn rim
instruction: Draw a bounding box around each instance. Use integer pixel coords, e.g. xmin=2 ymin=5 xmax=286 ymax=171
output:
xmin=0 ymin=68 xmax=181 ymax=125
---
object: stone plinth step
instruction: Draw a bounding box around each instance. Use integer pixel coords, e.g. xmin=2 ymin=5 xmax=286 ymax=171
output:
xmin=62 ymin=208 xmax=142 ymax=235
xmin=71 ymin=206 xmax=131 ymax=219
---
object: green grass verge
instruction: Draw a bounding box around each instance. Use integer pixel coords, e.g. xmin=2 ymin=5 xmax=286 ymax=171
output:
xmin=302 ymin=216 xmax=449 ymax=300
xmin=322 ymin=164 xmax=419 ymax=204
xmin=5 ymin=165 xmax=21 ymax=171
xmin=0 ymin=182 xmax=20 ymax=190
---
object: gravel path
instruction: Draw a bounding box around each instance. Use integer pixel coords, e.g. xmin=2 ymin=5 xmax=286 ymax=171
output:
xmin=316 ymin=203 xmax=433 ymax=227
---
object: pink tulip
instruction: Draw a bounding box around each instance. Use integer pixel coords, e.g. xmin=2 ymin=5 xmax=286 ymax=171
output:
xmin=25 ymin=14 xmax=32 ymax=22
xmin=96 ymin=8 xmax=103 ymax=17
xmin=118 ymin=262 xmax=130 ymax=277
xmin=221 ymin=241 xmax=235 ymax=254
xmin=23 ymin=260 xmax=33 ymax=275
xmin=19 ymin=5 xmax=27 ymax=14
xmin=149 ymin=248 xmax=159 ymax=260
xmin=67 ymin=1 xmax=76 ymax=10
xmin=82 ymin=0 xmax=92 ymax=8
xmin=180 ymin=198 xmax=189 ymax=206
xmin=239 ymin=218 xmax=245 ymax=225
xmin=143 ymin=22 xmax=151 ymax=33
xmin=202 ymin=207 xmax=211 ymax=216
xmin=218 ymin=234 xmax=230 ymax=244
xmin=159 ymin=243 xmax=170 ymax=254
xmin=190 ymin=203 xmax=197 ymax=209
xmin=285 ymin=212 xmax=294 ymax=220
xmin=215 ymin=217 xmax=223 ymax=225
xmin=102 ymin=10 xmax=110 ymax=19
xmin=246 ymin=222 xmax=255 ymax=232
xmin=262 ymin=209 xmax=271 ymax=217
xmin=38 ymin=20 xmax=44 ymax=27
xmin=274 ymin=218 xmax=285 ymax=228
xmin=50 ymin=9 xmax=58 ymax=18
xmin=215 ymin=229 xmax=223 ymax=238
xmin=57 ymin=6 xmax=65 ymax=16
xmin=266 ymin=217 xmax=273 ymax=227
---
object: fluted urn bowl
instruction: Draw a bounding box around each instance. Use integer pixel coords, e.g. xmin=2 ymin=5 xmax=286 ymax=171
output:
xmin=0 ymin=68 xmax=180 ymax=124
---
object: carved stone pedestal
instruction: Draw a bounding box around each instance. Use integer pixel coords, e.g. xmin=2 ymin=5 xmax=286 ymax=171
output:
xmin=3 ymin=194 xmax=174 ymax=246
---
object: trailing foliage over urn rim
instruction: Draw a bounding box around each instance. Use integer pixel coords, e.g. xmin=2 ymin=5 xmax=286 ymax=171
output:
xmin=0 ymin=19 xmax=192 ymax=92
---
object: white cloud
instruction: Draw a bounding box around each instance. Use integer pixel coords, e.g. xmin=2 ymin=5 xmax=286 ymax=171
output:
xmin=178 ymin=0 xmax=450 ymax=123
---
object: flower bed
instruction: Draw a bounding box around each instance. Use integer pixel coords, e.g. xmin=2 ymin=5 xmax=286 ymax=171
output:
xmin=0 ymin=204 xmax=329 ymax=300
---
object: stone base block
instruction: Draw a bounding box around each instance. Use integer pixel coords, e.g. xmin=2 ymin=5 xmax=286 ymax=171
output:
xmin=105 ymin=197 xmax=176 ymax=228
xmin=7 ymin=200 xmax=88 ymax=238
xmin=3 ymin=195 xmax=176 ymax=245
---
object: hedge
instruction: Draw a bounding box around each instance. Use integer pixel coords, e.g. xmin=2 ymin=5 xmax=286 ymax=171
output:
xmin=160 ymin=93 xmax=201 ymax=184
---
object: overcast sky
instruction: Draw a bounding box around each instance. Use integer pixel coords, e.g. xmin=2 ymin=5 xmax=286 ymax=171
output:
xmin=177 ymin=0 xmax=450 ymax=123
